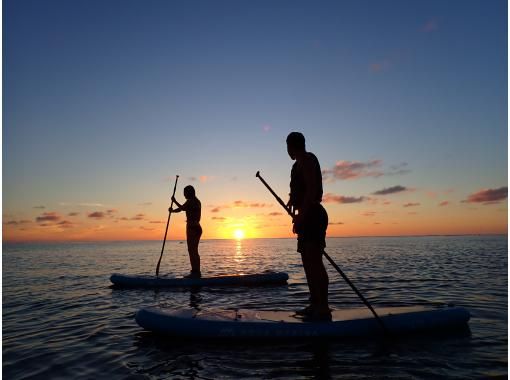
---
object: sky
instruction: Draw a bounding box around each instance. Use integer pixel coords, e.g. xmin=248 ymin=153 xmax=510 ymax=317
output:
xmin=3 ymin=0 xmax=508 ymax=242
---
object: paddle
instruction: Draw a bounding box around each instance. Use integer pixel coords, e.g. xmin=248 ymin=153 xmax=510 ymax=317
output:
xmin=156 ymin=175 xmax=179 ymax=277
xmin=256 ymin=171 xmax=390 ymax=335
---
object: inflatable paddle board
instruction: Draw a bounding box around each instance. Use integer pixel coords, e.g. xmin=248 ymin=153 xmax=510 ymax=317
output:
xmin=135 ymin=305 xmax=470 ymax=338
xmin=110 ymin=271 xmax=289 ymax=288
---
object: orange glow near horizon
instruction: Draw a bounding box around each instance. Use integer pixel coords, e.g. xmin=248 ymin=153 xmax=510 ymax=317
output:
xmin=2 ymin=200 xmax=508 ymax=242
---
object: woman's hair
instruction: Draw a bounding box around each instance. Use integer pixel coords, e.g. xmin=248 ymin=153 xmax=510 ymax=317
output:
xmin=184 ymin=185 xmax=196 ymax=198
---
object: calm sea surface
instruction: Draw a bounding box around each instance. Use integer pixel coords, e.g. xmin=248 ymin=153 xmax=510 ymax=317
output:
xmin=3 ymin=236 xmax=507 ymax=379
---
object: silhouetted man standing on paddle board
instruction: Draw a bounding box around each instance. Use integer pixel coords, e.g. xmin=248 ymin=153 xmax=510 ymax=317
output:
xmin=170 ymin=185 xmax=202 ymax=278
xmin=286 ymin=132 xmax=331 ymax=321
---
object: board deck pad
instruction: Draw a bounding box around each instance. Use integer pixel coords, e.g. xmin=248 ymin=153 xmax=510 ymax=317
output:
xmin=135 ymin=305 xmax=471 ymax=338
xmin=149 ymin=306 xmax=433 ymax=323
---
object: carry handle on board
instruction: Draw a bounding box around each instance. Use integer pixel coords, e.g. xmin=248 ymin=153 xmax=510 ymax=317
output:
xmin=255 ymin=170 xmax=390 ymax=336
xmin=156 ymin=175 xmax=179 ymax=277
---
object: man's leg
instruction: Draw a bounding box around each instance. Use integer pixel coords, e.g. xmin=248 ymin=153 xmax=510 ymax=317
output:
xmin=301 ymin=246 xmax=319 ymax=307
xmin=302 ymin=242 xmax=329 ymax=313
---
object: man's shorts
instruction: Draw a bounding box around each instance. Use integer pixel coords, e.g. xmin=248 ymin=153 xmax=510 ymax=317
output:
xmin=296 ymin=203 xmax=328 ymax=254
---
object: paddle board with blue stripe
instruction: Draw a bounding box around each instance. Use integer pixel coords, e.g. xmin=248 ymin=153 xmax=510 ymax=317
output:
xmin=135 ymin=305 xmax=470 ymax=338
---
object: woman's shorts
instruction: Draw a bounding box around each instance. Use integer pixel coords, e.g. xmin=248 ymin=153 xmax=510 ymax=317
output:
xmin=186 ymin=224 xmax=203 ymax=239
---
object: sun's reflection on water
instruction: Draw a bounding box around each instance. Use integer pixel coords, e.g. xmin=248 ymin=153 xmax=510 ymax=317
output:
xmin=234 ymin=239 xmax=246 ymax=274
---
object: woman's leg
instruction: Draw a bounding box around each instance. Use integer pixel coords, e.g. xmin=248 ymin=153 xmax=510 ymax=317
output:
xmin=187 ymin=227 xmax=202 ymax=273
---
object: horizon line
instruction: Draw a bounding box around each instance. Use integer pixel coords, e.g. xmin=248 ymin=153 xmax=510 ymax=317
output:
xmin=2 ymin=233 xmax=507 ymax=244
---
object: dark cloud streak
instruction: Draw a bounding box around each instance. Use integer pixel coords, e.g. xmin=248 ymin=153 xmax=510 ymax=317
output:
xmin=462 ymin=187 xmax=507 ymax=204
xmin=323 ymin=193 xmax=368 ymax=204
xmin=36 ymin=212 xmax=61 ymax=223
xmin=372 ymin=185 xmax=407 ymax=195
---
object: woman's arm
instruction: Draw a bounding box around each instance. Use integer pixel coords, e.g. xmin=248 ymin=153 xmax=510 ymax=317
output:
xmin=171 ymin=196 xmax=183 ymax=208
xmin=170 ymin=197 xmax=187 ymax=213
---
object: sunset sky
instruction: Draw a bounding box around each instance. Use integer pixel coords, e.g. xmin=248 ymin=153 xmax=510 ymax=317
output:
xmin=3 ymin=0 xmax=508 ymax=242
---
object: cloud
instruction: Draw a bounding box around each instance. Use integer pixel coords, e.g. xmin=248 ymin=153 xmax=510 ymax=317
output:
xmin=438 ymin=201 xmax=449 ymax=207
xmin=139 ymin=202 xmax=152 ymax=206
xmin=330 ymin=221 xmax=344 ymax=225
xmin=212 ymin=216 xmax=226 ymax=221
xmin=421 ymin=18 xmax=438 ymax=33
xmin=462 ymin=187 xmax=508 ymax=204
xmin=252 ymin=203 xmax=270 ymax=208
xmin=88 ymin=211 xmax=105 ymax=219
xmin=323 ymin=193 xmax=368 ymax=204
xmin=130 ymin=213 xmax=145 ymax=221
xmin=322 ymin=160 xmax=410 ymax=181
xmin=139 ymin=226 xmax=155 ymax=231
xmin=268 ymin=212 xmax=283 ymax=216
xmin=362 ymin=211 xmax=376 ymax=217
xmin=33 ymin=206 xmax=45 ymax=209
xmin=323 ymin=160 xmax=382 ymax=180
xmin=79 ymin=203 xmax=106 ymax=207
xmin=233 ymin=200 xmax=270 ymax=208
xmin=59 ymin=202 xmax=107 ymax=208
xmin=57 ymin=220 xmax=75 ymax=229
xmin=210 ymin=201 xmax=271 ymax=212
xmin=262 ymin=124 xmax=271 ymax=132
xmin=5 ymin=220 xmax=31 ymax=226
xmin=403 ymin=202 xmax=420 ymax=208
xmin=149 ymin=220 xmax=164 ymax=224
xmin=36 ymin=212 xmax=61 ymax=223
xmin=189 ymin=175 xmax=213 ymax=183
xmin=68 ymin=212 xmax=79 ymax=216
xmin=372 ymin=185 xmax=408 ymax=196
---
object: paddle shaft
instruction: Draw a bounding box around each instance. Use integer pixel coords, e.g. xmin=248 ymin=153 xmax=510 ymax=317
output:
xmin=255 ymin=171 xmax=389 ymax=335
xmin=156 ymin=175 xmax=179 ymax=277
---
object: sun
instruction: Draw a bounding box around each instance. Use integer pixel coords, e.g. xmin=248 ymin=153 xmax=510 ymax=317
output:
xmin=233 ymin=229 xmax=245 ymax=240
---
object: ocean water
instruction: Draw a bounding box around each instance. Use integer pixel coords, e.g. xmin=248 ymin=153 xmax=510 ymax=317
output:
xmin=2 ymin=236 xmax=507 ymax=379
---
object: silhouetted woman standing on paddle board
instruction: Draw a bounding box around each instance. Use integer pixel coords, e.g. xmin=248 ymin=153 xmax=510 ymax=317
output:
xmin=170 ymin=185 xmax=202 ymax=278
